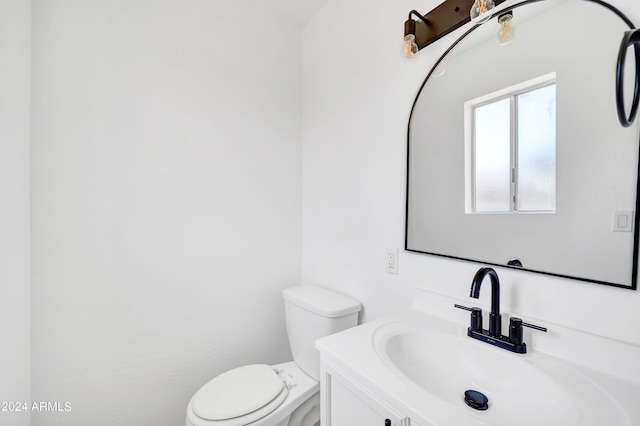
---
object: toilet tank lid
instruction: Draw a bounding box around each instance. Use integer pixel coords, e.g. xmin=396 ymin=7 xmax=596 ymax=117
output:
xmin=283 ymin=286 xmax=361 ymax=318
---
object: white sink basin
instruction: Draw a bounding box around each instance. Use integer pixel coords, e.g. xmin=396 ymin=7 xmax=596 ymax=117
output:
xmin=373 ymin=319 xmax=632 ymax=426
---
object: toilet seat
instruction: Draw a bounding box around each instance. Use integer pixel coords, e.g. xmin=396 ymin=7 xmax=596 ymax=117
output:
xmin=191 ymin=364 xmax=289 ymax=425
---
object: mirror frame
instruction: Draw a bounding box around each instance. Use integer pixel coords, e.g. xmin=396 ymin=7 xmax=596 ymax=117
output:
xmin=405 ymin=0 xmax=640 ymax=290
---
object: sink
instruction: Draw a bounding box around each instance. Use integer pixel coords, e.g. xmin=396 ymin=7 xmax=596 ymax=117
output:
xmin=373 ymin=319 xmax=631 ymax=426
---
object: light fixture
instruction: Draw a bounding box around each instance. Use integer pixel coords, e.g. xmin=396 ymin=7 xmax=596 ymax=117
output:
xmin=470 ymin=0 xmax=496 ymax=24
xmin=494 ymin=11 xmax=516 ymax=45
xmin=403 ymin=0 xmax=507 ymax=56
xmin=403 ymin=10 xmax=426 ymax=59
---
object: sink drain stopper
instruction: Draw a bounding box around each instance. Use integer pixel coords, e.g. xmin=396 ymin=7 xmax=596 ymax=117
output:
xmin=464 ymin=390 xmax=489 ymax=411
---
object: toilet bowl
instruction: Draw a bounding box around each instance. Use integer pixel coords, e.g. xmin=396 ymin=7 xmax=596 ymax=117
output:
xmin=185 ymin=286 xmax=361 ymax=426
xmin=185 ymin=362 xmax=318 ymax=426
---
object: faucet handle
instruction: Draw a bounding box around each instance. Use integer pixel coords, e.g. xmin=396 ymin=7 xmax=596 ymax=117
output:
xmin=470 ymin=307 xmax=483 ymax=332
xmin=509 ymin=317 xmax=547 ymax=346
xmin=454 ymin=304 xmax=483 ymax=332
xmin=522 ymin=321 xmax=548 ymax=332
xmin=454 ymin=304 xmax=473 ymax=311
xmin=509 ymin=318 xmax=524 ymax=345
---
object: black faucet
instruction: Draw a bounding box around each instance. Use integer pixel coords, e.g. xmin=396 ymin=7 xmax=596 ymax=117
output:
xmin=470 ymin=266 xmax=502 ymax=337
xmin=454 ymin=266 xmax=548 ymax=354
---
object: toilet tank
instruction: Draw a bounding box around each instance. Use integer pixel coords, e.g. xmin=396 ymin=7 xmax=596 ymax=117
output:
xmin=282 ymin=286 xmax=361 ymax=381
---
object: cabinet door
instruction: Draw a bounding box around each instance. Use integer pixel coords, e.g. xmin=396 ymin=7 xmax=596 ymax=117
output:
xmin=330 ymin=377 xmax=395 ymax=425
xmin=321 ymin=362 xmax=409 ymax=426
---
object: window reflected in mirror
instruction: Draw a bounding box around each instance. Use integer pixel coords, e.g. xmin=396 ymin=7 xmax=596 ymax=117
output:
xmin=465 ymin=74 xmax=556 ymax=213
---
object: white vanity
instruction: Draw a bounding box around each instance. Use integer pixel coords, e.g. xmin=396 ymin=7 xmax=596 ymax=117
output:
xmin=316 ymin=290 xmax=640 ymax=426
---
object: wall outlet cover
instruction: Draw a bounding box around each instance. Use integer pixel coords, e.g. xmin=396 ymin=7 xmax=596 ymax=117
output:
xmin=385 ymin=248 xmax=399 ymax=274
xmin=613 ymin=210 xmax=634 ymax=232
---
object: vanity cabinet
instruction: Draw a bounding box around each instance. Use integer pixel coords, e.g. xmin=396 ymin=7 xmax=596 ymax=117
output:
xmin=320 ymin=358 xmax=415 ymax=426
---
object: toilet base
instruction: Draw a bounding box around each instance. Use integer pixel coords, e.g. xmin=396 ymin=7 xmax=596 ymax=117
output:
xmin=287 ymin=392 xmax=319 ymax=426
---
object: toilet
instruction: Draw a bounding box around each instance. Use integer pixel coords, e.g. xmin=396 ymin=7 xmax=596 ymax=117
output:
xmin=185 ymin=285 xmax=361 ymax=426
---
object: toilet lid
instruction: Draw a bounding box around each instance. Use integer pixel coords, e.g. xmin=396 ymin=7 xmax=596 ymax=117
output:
xmin=192 ymin=364 xmax=286 ymax=422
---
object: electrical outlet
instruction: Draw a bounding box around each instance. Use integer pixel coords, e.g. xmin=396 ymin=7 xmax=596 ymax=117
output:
xmin=613 ymin=210 xmax=634 ymax=232
xmin=385 ymin=248 xmax=399 ymax=274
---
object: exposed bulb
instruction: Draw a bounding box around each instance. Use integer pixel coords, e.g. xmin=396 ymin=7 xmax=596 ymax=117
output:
xmin=470 ymin=0 xmax=496 ymax=24
xmin=494 ymin=13 xmax=515 ymax=45
xmin=402 ymin=34 xmax=419 ymax=59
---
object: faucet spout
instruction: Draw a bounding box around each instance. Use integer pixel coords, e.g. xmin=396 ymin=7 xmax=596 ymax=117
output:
xmin=470 ymin=267 xmax=501 ymax=337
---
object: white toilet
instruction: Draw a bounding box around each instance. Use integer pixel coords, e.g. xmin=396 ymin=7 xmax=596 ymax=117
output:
xmin=185 ymin=285 xmax=361 ymax=426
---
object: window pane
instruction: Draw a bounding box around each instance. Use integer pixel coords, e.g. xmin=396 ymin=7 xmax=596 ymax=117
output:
xmin=517 ymin=84 xmax=556 ymax=211
xmin=475 ymin=98 xmax=511 ymax=212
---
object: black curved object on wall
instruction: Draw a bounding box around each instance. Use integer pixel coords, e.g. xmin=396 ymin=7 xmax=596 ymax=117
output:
xmin=405 ymin=0 xmax=640 ymax=290
xmin=616 ymin=29 xmax=640 ymax=127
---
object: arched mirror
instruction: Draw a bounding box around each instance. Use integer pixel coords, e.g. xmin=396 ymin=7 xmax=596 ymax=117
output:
xmin=406 ymin=0 xmax=640 ymax=288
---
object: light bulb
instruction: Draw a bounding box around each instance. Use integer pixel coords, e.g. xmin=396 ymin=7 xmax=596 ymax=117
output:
xmin=470 ymin=0 xmax=496 ymax=24
xmin=402 ymin=34 xmax=419 ymax=59
xmin=494 ymin=12 xmax=515 ymax=45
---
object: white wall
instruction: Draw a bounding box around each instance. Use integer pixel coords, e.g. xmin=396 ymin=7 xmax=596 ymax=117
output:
xmin=31 ymin=1 xmax=302 ymax=425
xmin=302 ymin=0 xmax=640 ymax=345
xmin=0 ymin=1 xmax=31 ymax=426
